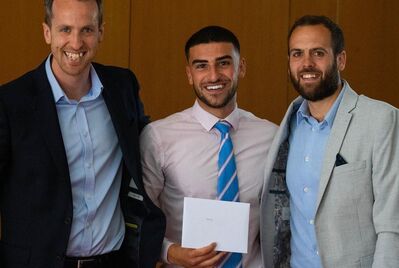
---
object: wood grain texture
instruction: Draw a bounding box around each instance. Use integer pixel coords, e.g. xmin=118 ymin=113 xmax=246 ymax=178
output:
xmin=0 ymin=1 xmax=397 ymax=122
xmin=130 ymin=0 xmax=289 ymax=123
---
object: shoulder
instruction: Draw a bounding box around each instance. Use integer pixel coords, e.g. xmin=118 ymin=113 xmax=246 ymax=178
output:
xmin=0 ymin=69 xmax=38 ymax=98
xmin=140 ymin=108 xmax=195 ymax=152
xmin=92 ymin=62 xmax=139 ymax=88
xmin=142 ymin=108 xmax=194 ymax=135
xmin=237 ymin=108 xmax=278 ymax=132
xmin=357 ymin=95 xmax=397 ymax=114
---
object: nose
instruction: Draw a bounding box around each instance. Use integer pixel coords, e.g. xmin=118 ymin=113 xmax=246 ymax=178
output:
xmin=208 ymin=65 xmax=220 ymax=82
xmin=69 ymin=32 xmax=83 ymax=50
xmin=302 ymin=53 xmax=315 ymax=68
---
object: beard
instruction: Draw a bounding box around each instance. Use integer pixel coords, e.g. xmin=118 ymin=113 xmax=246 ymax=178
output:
xmin=193 ymin=81 xmax=237 ymax=109
xmin=290 ymin=60 xmax=340 ymax=102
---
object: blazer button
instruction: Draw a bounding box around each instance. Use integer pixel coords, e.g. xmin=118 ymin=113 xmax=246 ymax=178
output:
xmin=64 ymin=217 xmax=71 ymax=224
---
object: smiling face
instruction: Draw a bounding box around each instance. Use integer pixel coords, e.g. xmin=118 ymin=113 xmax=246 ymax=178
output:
xmin=288 ymin=24 xmax=346 ymax=102
xmin=43 ymin=0 xmax=103 ymax=82
xmin=186 ymin=42 xmax=246 ymax=118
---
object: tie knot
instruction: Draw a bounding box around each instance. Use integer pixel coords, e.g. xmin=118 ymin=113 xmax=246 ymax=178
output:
xmin=214 ymin=121 xmax=231 ymax=135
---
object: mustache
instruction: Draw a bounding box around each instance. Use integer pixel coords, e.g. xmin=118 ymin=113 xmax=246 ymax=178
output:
xmin=299 ymin=67 xmax=322 ymax=73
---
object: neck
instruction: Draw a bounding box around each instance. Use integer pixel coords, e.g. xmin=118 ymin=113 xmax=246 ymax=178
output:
xmin=307 ymin=83 xmax=343 ymax=122
xmin=54 ymin=71 xmax=91 ymax=101
xmin=198 ymin=100 xmax=235 ymax=119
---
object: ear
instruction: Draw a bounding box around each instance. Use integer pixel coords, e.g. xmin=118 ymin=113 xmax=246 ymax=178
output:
xmin=98 ymin=22 xmax=105 ymax=42
xmin=42 ymin=22 xmax=51 ymax=45
xmin=238 ymin=58 xmax=246 ymax=78
xmin=337 ymin=50 xmax=346 ymax=71
xmin=185 ymin=65 xmax=193 ymax=85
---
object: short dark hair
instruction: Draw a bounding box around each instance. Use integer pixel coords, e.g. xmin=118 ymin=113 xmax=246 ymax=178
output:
xmin=288 ymin=15 xmax=345 ymax=56
xmin=44 ymin=0 xmax=103 ymax=27
xmin=184 ymin=25 xmax=240 ymax=60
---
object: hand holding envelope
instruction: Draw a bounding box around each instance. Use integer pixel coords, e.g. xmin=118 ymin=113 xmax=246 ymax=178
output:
xmin=181 ymin=197 xmax=250 ymax=253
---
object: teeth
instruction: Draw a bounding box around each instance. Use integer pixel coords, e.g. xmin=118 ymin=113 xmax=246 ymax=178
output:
xmin=303 ymin=74 xmax=316 ymax=78
xmin=206 ymin=85 xmax=223 ymax=90
xmin=302 ymin=73 xmax=317 ymax=79
xmin=65 ymin=51 xmax=84 ymax=61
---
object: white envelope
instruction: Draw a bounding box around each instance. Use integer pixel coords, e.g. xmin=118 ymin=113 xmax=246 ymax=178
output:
xmin=181 ymin=197 xmax=250 ymax=253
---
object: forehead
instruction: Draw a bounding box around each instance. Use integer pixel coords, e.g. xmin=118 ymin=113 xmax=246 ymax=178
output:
xmin=188 ymin=42 xmax=237 ymax=62
xmin=289 ymin=25 xmax=332 ymax=50
xmin=51 ymin=0 xmax=99 ymax=24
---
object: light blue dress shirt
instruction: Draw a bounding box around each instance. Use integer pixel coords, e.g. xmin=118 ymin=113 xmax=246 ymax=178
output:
xmin=286 ymin=86 xmax=346 ymax=268
xmin=45 ymin=56 xmax=124 ymax=256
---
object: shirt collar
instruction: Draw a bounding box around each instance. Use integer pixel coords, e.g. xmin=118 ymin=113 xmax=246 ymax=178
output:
xmin=192 ymin=100 xmax=239 ymax=132
xmin=45 ymin=55 xmax=103 ymax=103
xmin=296 ymin=82 xmax=347 ymax=128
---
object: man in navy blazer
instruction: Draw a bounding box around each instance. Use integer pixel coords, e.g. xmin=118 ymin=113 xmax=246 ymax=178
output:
xmin=0 ymin=0 xmax=165 ymax=267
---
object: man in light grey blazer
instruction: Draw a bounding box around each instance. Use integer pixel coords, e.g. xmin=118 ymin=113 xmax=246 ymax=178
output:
xmin=260 ymin=15 xmax=399 ymax=268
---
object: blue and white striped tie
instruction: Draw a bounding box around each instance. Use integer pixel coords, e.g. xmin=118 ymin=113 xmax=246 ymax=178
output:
xmin=214 ymin=121 xmax=243 ymax=268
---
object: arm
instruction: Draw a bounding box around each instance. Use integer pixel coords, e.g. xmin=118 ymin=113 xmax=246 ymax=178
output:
xmin=140 ymin=124 xmax=226 ymax=266
xmin=128 ymin=70 xmax=150 ymax=133
xmin=0 ymin=97 xmax=10 ymax=263
xmin=0 ymin=98 xmax=10 ymax=189
xmin=372 ymin=108 xmax=399 ymax=267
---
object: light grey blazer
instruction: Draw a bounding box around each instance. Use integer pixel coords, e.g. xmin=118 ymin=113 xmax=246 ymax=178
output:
xmin=260 ymin=81 xmax=399 ymax=268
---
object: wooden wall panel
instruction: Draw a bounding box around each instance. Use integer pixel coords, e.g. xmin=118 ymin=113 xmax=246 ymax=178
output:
xmin=131 ymin=0 xmax=289 ymax=123
xmin=339 ymin=1 xmax=399 ymax=108
xmin=0 ymin=0 xmax=130 ymax=84
xmin=1 ymin=0 xmax=397 ymax=120
xmin=96 ymin=0 xmax=131 ymax=68
xmin=288 ymin=0 xmax=339 ymax=102
xmin=0 ymin=1 xmax=48 ymax=84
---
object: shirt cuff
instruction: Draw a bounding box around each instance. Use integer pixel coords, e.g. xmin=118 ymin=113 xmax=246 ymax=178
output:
xmin=161 ymin=237 xmax=174 ymax=264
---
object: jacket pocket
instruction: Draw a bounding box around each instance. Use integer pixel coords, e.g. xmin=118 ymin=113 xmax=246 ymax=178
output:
xmin=333 ymin=160 xmax=367 ymax=175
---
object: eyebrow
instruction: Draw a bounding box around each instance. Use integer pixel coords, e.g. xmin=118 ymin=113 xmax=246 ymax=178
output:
xmin=289 ymin=47 xmax=329 ymax=53
xmin=191 ymin=55 xmax=233 ymax=65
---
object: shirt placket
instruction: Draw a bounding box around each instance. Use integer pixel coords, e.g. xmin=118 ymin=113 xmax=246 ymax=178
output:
xmin=76 ymin=103 xmax=96 ymax=254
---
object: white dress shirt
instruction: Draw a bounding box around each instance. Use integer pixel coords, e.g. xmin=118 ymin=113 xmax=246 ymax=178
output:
xmin=140 ymin=101 xmax=277 ymax=267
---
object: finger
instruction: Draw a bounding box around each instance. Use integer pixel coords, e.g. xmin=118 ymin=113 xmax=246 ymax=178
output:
xmin=189 ymin=242 xmax=217 ymax=257
xmin=196 ymin=251 xmax=228 ymax=267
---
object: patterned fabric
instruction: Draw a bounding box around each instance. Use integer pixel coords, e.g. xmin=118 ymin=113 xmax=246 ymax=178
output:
xmin=268 ymin=140 xmax=291 ymax=267
xmin=214 ymin=121 xmax=243 ymax=268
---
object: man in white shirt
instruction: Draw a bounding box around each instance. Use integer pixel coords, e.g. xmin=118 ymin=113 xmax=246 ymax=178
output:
xmin=140 ymin=26 xmax=277 ymax=267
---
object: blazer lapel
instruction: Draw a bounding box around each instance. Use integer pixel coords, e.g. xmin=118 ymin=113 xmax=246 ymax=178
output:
xmin=32 ymin=63 xmax=70 ymax=180
xmin=315 ymin=85 xmax=359 ymax=212
xmin=98 ymin=71 xmax=142 ymax=189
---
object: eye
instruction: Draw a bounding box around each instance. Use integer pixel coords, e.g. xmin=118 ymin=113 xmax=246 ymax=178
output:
xmin=60 ymin=27 xmax=71 ymax=33
xmin=290 ymin=51 xmax=302 ymax=58
xmin=218 ymin=60 xmax=231 ymax=67
xmin=82 ymin=27 xmax=94 ymax=33
xmin=313 ymin=50 xmax=325 ymax=57
xmin=194 ymin=63 xmax=207 ymax=70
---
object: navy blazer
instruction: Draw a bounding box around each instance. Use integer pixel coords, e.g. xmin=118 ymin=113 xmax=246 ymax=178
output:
xmin=0 ymin=60 xmax=165 ymax=268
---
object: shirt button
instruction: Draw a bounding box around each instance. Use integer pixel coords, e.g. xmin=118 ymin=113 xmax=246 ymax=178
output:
xmin=64 ymin=217 xmax=71 ymax=224
xmin=316 ymin=250 xmax=319 ymax=255
xmin=86 ymin=163 xmax=91 ymax=168
xmin=304 ymin=156 xmax=310 ymax=162
xmin=312 ymin=127 xmax=316 ymax=132
xmin=83 ymin=131 xmax=88 ymax=137
xmin=303 ymin=187 xmax=309 ymax=193
xmin=309 ymin=219 xmax=315 ymax=225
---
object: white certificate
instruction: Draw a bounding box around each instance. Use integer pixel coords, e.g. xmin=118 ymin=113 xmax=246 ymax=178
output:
xmin=181 ymin=197 xmax=250 ymax=253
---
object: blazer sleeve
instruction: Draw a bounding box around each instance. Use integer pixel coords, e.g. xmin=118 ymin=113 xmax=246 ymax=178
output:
xmin=0 ymin=97 xmax=10 ymax=189
xmin=372 ymin=108 xmax=399 ymax=267
xmin=127 ymin=69 xmax=150 ymax=132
